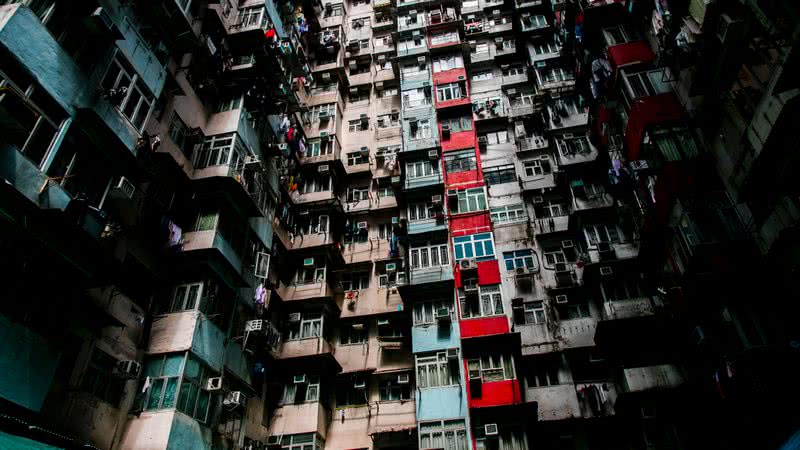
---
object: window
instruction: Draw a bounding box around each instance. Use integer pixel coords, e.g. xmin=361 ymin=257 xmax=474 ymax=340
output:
xmin=236 ymin=5 xmax=266 ymax=28
xmin=341 ymin=272 xmax=369 ymax=291
xmin=408 ymin=201 xmax=435 ymax=221
xmin=624 ymin=69 xmax=670 ymax=99
xmin=381 ymin=87 xmax=399 ymax=97
xmin=453 ymin=233 xmax=495 ymax=261
xmin=307 ymin=139 xmax=334 ymax=157
xmin=376 ymin=187 xmax=394 ymax=198
xmin=143 ymin=354 xmax=213 ymax=423
xmin=543 ymin=250 xmax=566 ymax=267
xmin=168 ymin=113 xmax=195 ymax=159
xmin=340 ymin=323 xmax=368 ymax=344
xmin=600 ymin=276 xmax=645 ymax=302
xmin=557 ymin=135 xmax=592 ymax=156
xmin=301 ymin=174 xmax=332 ymax=194
xmin=532 ymin=40 xmax=559 ymax=56
xmin=324 ymin=3 xmax=344 ymax=17
xmin=216 ymin=93 xmax=243 ymax=112
xmin=475 ymin=425 xmax=526 ymax=450
xmin=380 ymin=376 xmax=412 ymax=400
xmin=413 ymin=299 xmax=453 ymax=325
xmin=300 ymin=214 xmax=329 ymax=235
xmin=347 ymin=152 xmax=369 ymax=166
xmin=281 ymin=375 xmax=321 ymax=404
xmin=483 ymin=164 xmax=516 ymax=186
xmin=461 ymin=284 xmax=503 ymax=319
xmin=472 ymin=42 xmax=490 ymax=54
xmin=169 ymin=281 xmax=206 ymax=312
xmin=81 ymin=348 xmax=123 ymax=406
xmin=281 ymin=433 xmax=324 ymax=450
xmin=376 ymin=112 xmax=400 ymax=128
xmin=538 ymin=67 xmax=573 ymax=84
xmin=491 ymin=204 xmax=527 ymax=224
xmin=405 ymin=160 xmax=439 ymax=178
xmin=482 ymin=129 xmax=508 ymax=145
xmin=450 ymin=187 xmax=487 ymax=214
xmin=337 ymin=376 xmax=369 ymax=407
xmin=524 ymin=301 xmax=546 ymax=324
xmin=503 ymin=65 xmax=526 ymax=77
xmin=436 ymin=82 xmax=464 ymax=102
xmin=101 ymin=53 xmax=154 ymax=132
xmin=430 ymin=30 xmax=459 ymax=45
xmin=583 ymin=223 xmax=621 ymax=245
xmin=503 ymin=249 xmax=538 ymax=272
xmin=349 ymin=119 xmax=369 ymax=132
xmin=416 ymin=353 xmax=459 ymax=388
xmin=409 ymin=118 xmax=433 ymax=139
xmin=524 ymin=159 xmax=552 ymax=177
xmin=440 ymin=116 xmax=472 ymax=133
xmin=433 ymin=55 xmax=464 ymax=72
xmin=562 ymin=302 xmax=591 ymax=319
xmin=286 ymin=313 xmax=323 ymax=340
xmin=296 ymin=262 xmax=326 ymax=284
xmin=402 ymin=87 xmax=431 ymax=108
xmin=444 ymin=150 xmax=477 ymax=174
xmin=509 ymin=90 xmax=536 ymax=107
xmin=410 ymin=243 xmax=450 ymax=269
xmin=379 ymin=319 xmax=406 ymax=339
xmin=194 ymin=133 xmax=247 ymax=169
xmin=419 ymin=420 xmax=468 ymax=450
xmin=472 ymin=71 xmax=494 ymax=82
xmin=649 ymin=127 xmax=700 ymax=161
xmin=311 ymin=103 xmax=336 ymax=122
xmin=467 ymin=353 xmax=515 ymax=382
xmin=527 ymin=357 xmax=560 ymax=387
xmin=378 ymin=223 xmax=393 ymax=240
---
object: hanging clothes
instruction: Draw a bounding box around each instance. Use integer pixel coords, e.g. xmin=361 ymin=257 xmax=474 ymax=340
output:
xmin=254 ymin=283 xmax=267 ymax=305
xmin=167 ymin=221 xmax=182 ymax=247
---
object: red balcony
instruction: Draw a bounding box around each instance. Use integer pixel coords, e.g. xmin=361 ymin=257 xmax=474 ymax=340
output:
xmin=607 ymin=40 xmax=655 ymax=72
xmin=466 ymin=377 xmax=523 ymax=409
xmin=460 ymin=316 xmax=510 ymax=339
xmin=441 ymin=128 xmax=476 ymax=152
xmin=434 ymin=74 xmax=471 ymax=110
xmin=445 ymin=166 xmax=483 ymax=186
xmin=449 ymin=211 xmax=491 ymax=236
xmin=625 ymin=93 xmax=685 ymax=161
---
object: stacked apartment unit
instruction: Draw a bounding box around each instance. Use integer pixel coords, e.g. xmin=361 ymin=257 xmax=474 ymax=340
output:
xmin=2 ymin=0 xmax=799 ymax=449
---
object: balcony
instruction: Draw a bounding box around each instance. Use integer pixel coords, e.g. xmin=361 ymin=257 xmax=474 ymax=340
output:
xmin=468 ymin=378 xmax=523 ymax=409
xmin=620 ymin=364 xmax=686 ymax=393
xmin=533 ymin=215 xmax=570 ymax=235
xmin=508 ymin=102 xmax=536 ymax=119
xmin=340 ymin=287 xmax=404 ymax=318
xmin=398 ymin=41 xmax=429 ymax=57
xmin=602 ymin=297 xmax=657 ymax=321
xmin=571 ymin=189 xmax=614 ymax=212
xmin=292 ymin=189 xmax=341 ymax=206
xmin=192 ymin=164 xmax=270 ymax=217
xmin=556 ymin=317 xmax=597 ymax=349
xmin=464 ymin=19 xmax=486 ymax=36
xmin=369 ymin=400 xmax=417 ymax=437
xmin=502 ymin=71 xmax=529 ymax=86
xmin=527 ymin=385 xmax=581 ymax=421
xmin=407 ymin=218 xmax=448 ymax=235
xmin=480 ymin=0 xmax=505 ymax=9
xmin=312 ymin=46 xmax=345 ymax=73
xmin=519 ymin=14 xmax=549 ymax=33
xmin=398 ymin=14 xmax=426 ymax=33
xmin=472 ymin=98 xmax=506 ymax=121
xmin=548 ymin=104 xmax=589 ymax=131
xmin=517 ymin=136 xmax=549 ymax=152
xmin=279 ymin=336 xmax=335 ymax=360
xmin=470 ymin=48 xmax=495 ymax=64
xmin=515 ymin=0 xmax=543 ymax=7
xmin=274 ymin=225 xmax=336 ymax=252
xmin=519 ymin=322 xmax=558 ymax=356
xmin=277 ymin=280 xmax=338 ymax=302
xmin=488 ymin=17 xmax=514 ymax=34
xmin=404 ymin=172 xmax=444 ymax=191
xmin=268 ymin=402 xmax=330 ymax=439
xmin=179 ymin=230 xmax=247 ymax=283
xmin=408 ymin=265 xmax=454 ymax=285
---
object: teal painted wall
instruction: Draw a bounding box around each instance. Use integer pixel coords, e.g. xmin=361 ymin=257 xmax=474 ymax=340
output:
xmin=415 ymin=385 xmax=469 ymax=421
xmin=191 ymin=316 xmax=226 ymax=373
xmin=0 ymin=146 xmax=72 ymax=210
xmin=0 ymin=314 xmax=60 ymax=412
xmin=224 ymin=341 xmax=253 ymax=386
xmin=167 ymin=411 xmax=213 ymax=450
xmin=411 ymin=322 xmax=460 ymax=353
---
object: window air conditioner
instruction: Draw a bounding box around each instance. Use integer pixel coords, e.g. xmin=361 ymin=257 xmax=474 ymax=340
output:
xmin=515 ymin=267 xmax=528 ymax=275
xmin=357 ymin=221 xmax=368 ymax=229
xmin=600 ymin=266 xmax=613 ymax=276
xmin=561 ymin=240 xmax=574 ymax=249
xmin=385 ymin=263 xmax=397 ymax=271
xmin=398 ymin=373 xmax=410 ymax=384
xmin=391 ymin=216 xmax=399 ymax=224
xmin=484 ymin=424 xmax=499 ymax=436
xmin=245 ymin=320 xmax=264 ymax=332
xmin=447 ymin=189 xmax=458 ymax=197
xmin=428 ymin=149 xmax=439 ymax=160
xmin=459 ymin=258 xmax=478 ymax=270
xmin=115 ymin=360 xmax=141 ymax=378
xmin=288 ymin=312 xmax=302 ymax=322
xmin=224 ymin=391 xmax=243 ymax=406
xmin=318 ymin=164 xmax=330 ymax=174
xmin=303 ymin=257 xmax=315 ymax=266
xmin=435 ymin=307 xmax=451 ymax=322
xmin=555 ymin=294 xmax=569 ymax=304
xmin=206 ymin=377 xmax=223 ymax=391
xmin=293 ymin=374 xmax=307 ymax=384
xmin=431 ymin=195 xmax=443 ymax=205
xmin=112 ymin=176 xmax=136 ymax=199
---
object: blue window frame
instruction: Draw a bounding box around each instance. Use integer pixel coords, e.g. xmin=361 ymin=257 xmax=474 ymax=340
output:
xmin=503 ymin=250 xmax=539 ymax=272
xmin=453 ymin=233 xmax=495 ymax=261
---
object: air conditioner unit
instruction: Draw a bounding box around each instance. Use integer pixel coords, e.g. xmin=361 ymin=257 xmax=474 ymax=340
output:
xmin=377 ymin=319 xmax=390 ymax=327
xmin=359 ymin=146 xmax=370 ymax=156
xmin=111 ymin=176 xmax=136 ymax=199
xmin=597 ymin=241 xmax=614 ymax=256
xmin=431 ymin=195 xmax=443 ymax=205
xmin=318 ymin=110 xmax=331 ymax=120
xmin=441 ymin=125 xmax=451 ymax=139
xmin=353 ymin=379 xmax=367 ymax=389
xmin=447 ymin=189 xmax=458 ymax=197
xmin=561 ymin=240 xmax=574 ymax=249
xmin=477 ymin=136 xmax=488 ymax=147
xmin=245 ymin=320 xmax=263 ymax=332
xmin=321 ymin=73 xmax=331 ymax=80
xmin=600 ymin=266 xmax=613 ymax=276
xmin=351 ymin=323 xmax=365 ymax=331
xmin=206 ymin=377 xmax=223 ymax=391
xmin=318 ymin=164 xmax=330 ymax=174
xmin=507 ymin=88 xmax=517 ymax=95
xmin=485 ymin=424 xmax=499 ymax=436
xmin=555 ymin=294 xmax=569 ymax=304
xmin=428 ymin=150 xmax=439 ymax=159
xmin=515 ymin=267 xmax=528 ymax=275
xmin=417 ymin=56 xmax=426 ymax=64
xmin=303 ymin=257 xmax=315 ymax=266
xmin=293 ymin=374 xmax=307 ymax=384
xmin=224 ymin=391 xmax=243 ymax=406
xmin=435 ymin=307 xmax=451 ymax=322
xmin=533 ymin=195 xmax=544 ymax=203
xmin=385 ymin=263 xmax=397 ymax=272
xmin=446 ymin=348 xmax=458 ymax=360
xmin=357 ymin=221 xmax=368 ymax=229
xmin=349 ymin=87 xmax=359 ymax=96
xmin=459 ymin=258 xmax=478 ymax=270
xmin=391 ymin=216 xmax=399 ymax=224
xmin=288 ymin=312 xmax=302 ymax=322
xmin=115 ymin=360 xmax=141 ymax=378
xmin=398 ymin=373 xmax=410 ymax=384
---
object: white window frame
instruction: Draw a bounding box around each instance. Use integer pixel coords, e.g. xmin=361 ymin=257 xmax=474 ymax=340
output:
xmin=490 ymin=204 xmax=527 ymax=224
xmin=410 ymin=243 xmax=450 ymax=269
xmin=413 ymin=299 xmax=453 ymax=325
xmin=416 ymin=353 xmax=458 ymax=388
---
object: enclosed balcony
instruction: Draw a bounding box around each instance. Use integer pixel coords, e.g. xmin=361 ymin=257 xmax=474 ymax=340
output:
xmin=268 ymin=402 xmax=331 ymax=440
xmin=548 ymin=97 xmax=589 ymax=130
xmin=279 ymin=336 xmax=336 ymax=360
xmin=533 ymin=215 xmax=570 ymax=235
xmin=472 ymin=96 xmax=506 ymax=121
xmin=178 ymin=230 xmax=248 ymax=284
xmin=555 ymin=133 xmax=599 ymax=166
xmin=519 ymin=13 xmax=549 ymax=33
xmin=409 ymin=264 xmax=454 ymax=286
xmin=277 ymin=278 xmax=338 ymax=302
xmin=517 ymin=135 xmax=549 ymax=152
xmin=601 ymin=297 xmax=657 ymax=321
xmin=620 ymin=364 xmax=686 ymax=394
xmin=398 ymin=10 xmax=427 ymax=33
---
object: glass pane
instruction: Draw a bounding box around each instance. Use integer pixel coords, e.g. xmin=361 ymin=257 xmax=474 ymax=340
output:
xmin=163 ymin=354 xmax=184 ymax=377
xmin=146 ymin=378 xmax=164 ymax=410
xmin=195 ymin=390 xmax=210 ymax=421
xmin=162 ymin=377 xmax=178 ymax=408
xmin=176 ymin=381 xmax=191 ymax=412
xmin=184 ymin=356 xmax=201 ymax=381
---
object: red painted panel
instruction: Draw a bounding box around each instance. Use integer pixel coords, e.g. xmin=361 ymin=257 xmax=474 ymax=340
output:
xmin=466 ymin=379 xmax=523 ymax=409
xmin=608 ymin=41 xmax=655 ymax=71
xmin=446 ymin=169 xmax=482 ymax=186
xmin=441 ymin=130 xmax=476 ymax=152
xmin=460 ymin=316 xmax=510 ymax=339
xmin=436 ymin=96 xmax=471 ymax=110
xmin=625 ymin=93 xmax=684 ymax=160
xmin=477 ymin=260 xmax=501 ymax=285
xmin=432 ymin=68 xmax=467 ymax=85
xmin=449 ymin=213 xmax=491 ymax=236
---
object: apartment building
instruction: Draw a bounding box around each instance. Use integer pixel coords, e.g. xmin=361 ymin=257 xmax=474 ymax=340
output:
xmin=1 ymin=0 xmax=798 ymax=449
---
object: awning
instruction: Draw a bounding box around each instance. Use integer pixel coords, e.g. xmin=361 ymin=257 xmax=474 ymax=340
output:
xmin=625 ymin=93 xmax=685 ymax=160
xmin=369 ymin=423 xmax=417 ymax=436
xmin=608 ymin=41 xmax=656 ymax=70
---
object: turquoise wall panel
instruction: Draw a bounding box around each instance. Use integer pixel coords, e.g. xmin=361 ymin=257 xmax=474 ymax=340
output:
xmin=0 ymin=314 xmax=60 ymax=412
